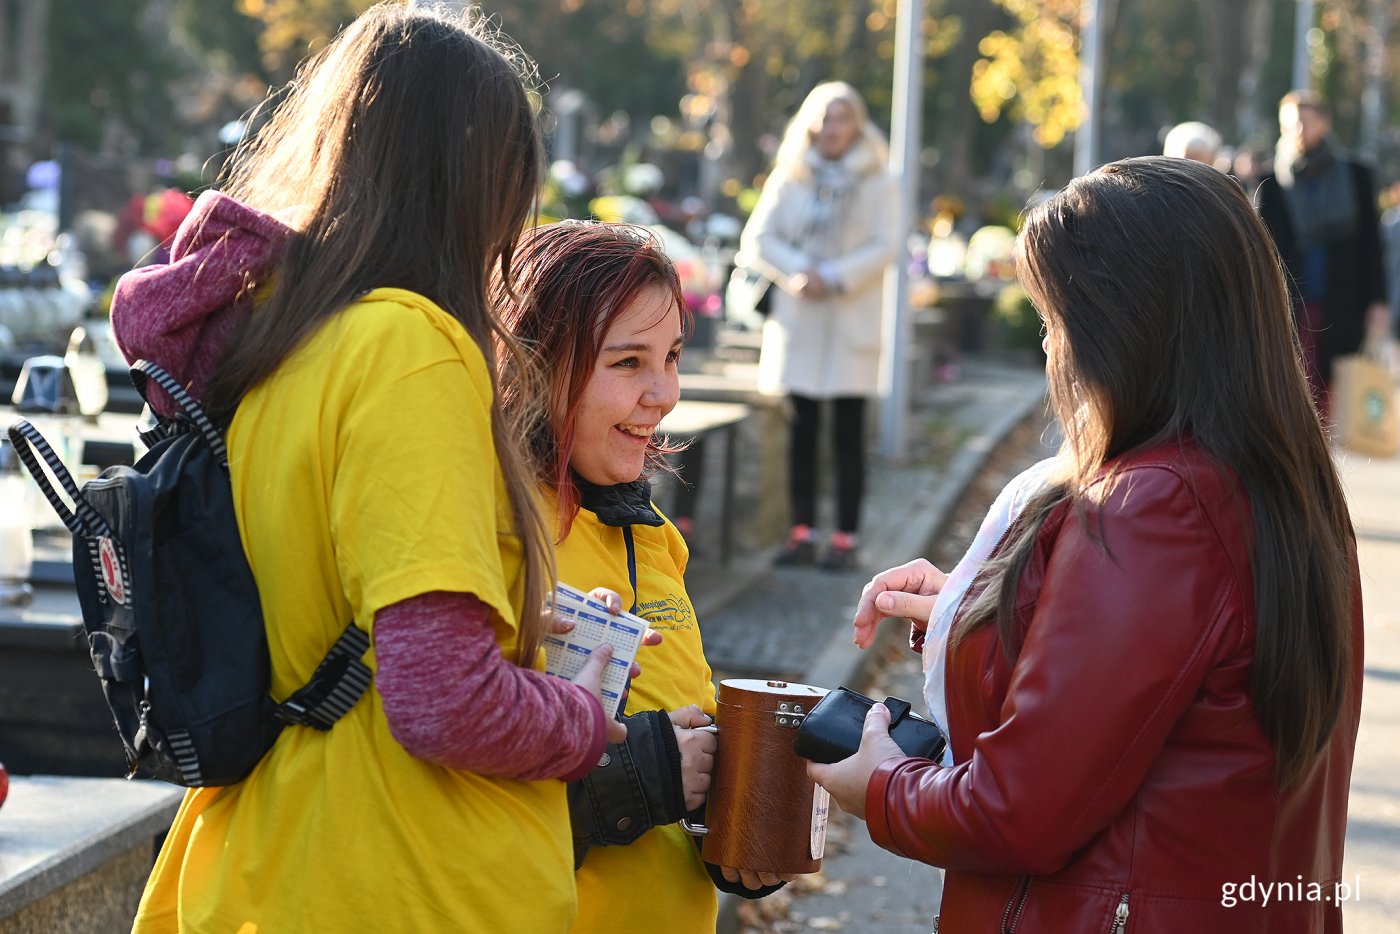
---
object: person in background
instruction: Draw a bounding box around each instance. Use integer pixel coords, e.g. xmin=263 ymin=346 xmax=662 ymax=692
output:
xmin=813 ymin=157 xmax=1362 ymax=932
xmin=1231 ymin=145 xmax=1268 ymax=194
xmin=111 ymin=6 xmax=627 ymax=930
xmin=1256 ymin=89 xmax=1389 ymax=416
xmin=738 ymin=81 xmax=899 ymax=571
xmin=1162 ymin=120 xmax=1222 ymax=165
xmin=495 ymin=221 xmax=792 ymax=933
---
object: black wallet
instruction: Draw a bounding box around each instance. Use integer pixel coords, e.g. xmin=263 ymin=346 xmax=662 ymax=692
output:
xmin=793 ymin=686 xmax=947 ymax=764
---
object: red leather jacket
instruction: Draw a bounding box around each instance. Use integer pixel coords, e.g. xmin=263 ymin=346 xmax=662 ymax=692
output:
xmin=866 ymin=441 xmax=1363 ymax=933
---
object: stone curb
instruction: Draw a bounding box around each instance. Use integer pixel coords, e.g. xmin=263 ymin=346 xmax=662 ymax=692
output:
xmin=715 ymin=378 xmax=1048 ymax=933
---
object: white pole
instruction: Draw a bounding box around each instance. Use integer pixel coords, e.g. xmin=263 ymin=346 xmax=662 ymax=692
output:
xmin=1292 ymin=0 xmax=1317 ymax=90
xmin=1074 ymin=0 xmax=1103 ymax=177
xmin=879 ymin=0 xmax=925 ymax=463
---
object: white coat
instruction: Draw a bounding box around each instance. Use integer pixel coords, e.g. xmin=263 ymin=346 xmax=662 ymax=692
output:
xmin=740 ymin=146 xmax=900 ymax=399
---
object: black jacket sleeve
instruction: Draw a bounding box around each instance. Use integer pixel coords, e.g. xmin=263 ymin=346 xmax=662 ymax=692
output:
xmin=1352 ymin=162 xmax=1387 ymax=307
xmin=1256 ymin=175 xmax=1302 ymax=307
xmin=569 ymin=709 xmax=687 ymax=869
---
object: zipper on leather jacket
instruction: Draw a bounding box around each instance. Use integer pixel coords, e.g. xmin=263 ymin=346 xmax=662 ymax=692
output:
xmin=1000 ymin=876 xmax=1031 ymax=933
xmin=1108 ymin=893 xmax=1129 ymax=933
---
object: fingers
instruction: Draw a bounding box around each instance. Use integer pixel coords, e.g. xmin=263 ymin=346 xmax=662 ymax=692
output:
xmin=866 ymin=559 xmax=948 ymax=601
xmin=545 ymin=608 xmax=576 ymax=636
xmin=738 ymin=868 xmax=782 ymax=889
xmin=863 ymin=700 xmax=893 ymax=738
xmin=570 ymin=643 xmax=624 ymax=743
xmin=587 ymin=588 xmax=623 ymax=615
xmin=570 ymin=642 xmax=613 ymax=697
xmin=851 ymin=559 xmax=946 ymax=648
xmin=682 ymin=766 xmax=712 ymax=812
xmin=632 ymin=627 xmax=663 ymax=680
xmin=871 ymin=590 xmax=938 ymax=627
xmin=806 ymin=760 xmax=829 ymax=785
xmin=675 ymin=714 xmax=717 ymax=811
xmin=719 ymin=864 xmax=794 ymax=889
xmin=667 ymin=704 xmax=712 ymax=729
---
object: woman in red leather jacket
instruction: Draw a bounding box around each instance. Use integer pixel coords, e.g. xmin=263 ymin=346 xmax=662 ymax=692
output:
xmin=811 ymin=157 xmax=1363 ymax=933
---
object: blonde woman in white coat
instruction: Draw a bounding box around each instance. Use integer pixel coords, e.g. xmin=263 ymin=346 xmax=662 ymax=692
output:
xmin=738 ymin=81 xmax=899 ymax=569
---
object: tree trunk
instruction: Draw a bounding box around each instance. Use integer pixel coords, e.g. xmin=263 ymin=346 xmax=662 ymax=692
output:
xmin=940 ymin=0 xmax=996 ymax=194
xmin=1200 ymin=0 xmax=1249 ymax=141
xmin=0 ymin=0 xmax=50 ymax=183
xmin=1358 ymin=0 xmax=1386 ymax=161
xmin=1235 ymin=0 xmax=1276 ymax=146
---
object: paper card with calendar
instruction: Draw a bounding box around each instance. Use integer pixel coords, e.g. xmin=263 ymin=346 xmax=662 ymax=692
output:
xmin=543 ymin=583 xmax=647 ymax=719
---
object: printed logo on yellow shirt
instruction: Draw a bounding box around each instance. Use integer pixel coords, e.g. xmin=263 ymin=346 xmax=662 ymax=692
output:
xmin=636 ymin=593 xmax=694 ymax=630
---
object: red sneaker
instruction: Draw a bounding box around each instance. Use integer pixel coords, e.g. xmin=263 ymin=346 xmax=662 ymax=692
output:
xmin=820 ymin=532 xmax=860 ymax=571
xmin=774 ymin=524 xmax=817 ymax=567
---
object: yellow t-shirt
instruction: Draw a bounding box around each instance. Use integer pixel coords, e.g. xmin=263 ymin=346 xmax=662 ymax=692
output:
xmin=551 ymin=496 xmax=720 ymax=934
xmin=133 ymin=289 xmax=576 ymax=933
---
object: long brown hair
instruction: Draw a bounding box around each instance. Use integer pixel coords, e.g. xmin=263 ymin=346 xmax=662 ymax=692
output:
xmin=960 ymin=157 xmax=1355 ymax=788
xmin=494 ymin=221 xmax=688 ymax=538
xmin=204 ymin=2 xmax=554 ymax=664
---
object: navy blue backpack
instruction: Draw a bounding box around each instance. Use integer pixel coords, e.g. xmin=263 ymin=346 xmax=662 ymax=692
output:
xmin=6 ymin=361 xmax=370 ymax=786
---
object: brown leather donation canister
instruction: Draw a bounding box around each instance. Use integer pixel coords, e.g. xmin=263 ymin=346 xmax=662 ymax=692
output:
xmin=686 ymin=679 xmax=831 ymax=875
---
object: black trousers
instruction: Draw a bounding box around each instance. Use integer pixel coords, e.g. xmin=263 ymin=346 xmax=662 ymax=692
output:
xmin=788 ymin=394 xmax=865 ymax=534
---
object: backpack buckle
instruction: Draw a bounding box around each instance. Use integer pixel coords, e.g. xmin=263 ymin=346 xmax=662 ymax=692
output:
xmin=273 ymin=623 xmax=373 ymax=731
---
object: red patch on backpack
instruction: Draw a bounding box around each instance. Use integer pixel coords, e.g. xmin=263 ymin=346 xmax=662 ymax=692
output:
xmin=99 ymin=537 xmax=126 ymax=604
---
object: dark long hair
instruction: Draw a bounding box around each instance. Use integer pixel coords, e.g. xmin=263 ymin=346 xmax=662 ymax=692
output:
xmin=494 ymin=221 xmax=688 ymax=538
xmin=203 ymin=2 xmax=554 ymax=664
xmin=959 ymin=157 xmax=1355 ymax=788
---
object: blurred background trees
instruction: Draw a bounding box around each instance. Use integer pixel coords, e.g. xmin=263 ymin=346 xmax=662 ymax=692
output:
xmin=1 ymin=0 xmax=1399 ymax=234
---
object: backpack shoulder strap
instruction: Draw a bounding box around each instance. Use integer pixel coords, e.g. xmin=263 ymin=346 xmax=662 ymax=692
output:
xmin=6 ymin=419 xmax=112 ymax=538
xmin=129 ymin=361 xmax=228 ymax=467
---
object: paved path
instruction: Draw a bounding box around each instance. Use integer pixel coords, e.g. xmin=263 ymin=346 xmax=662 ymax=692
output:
xmin=695 ymin=361 xmax=1051 ymax=682
xmin=1337 ymin=443 xmax=1400 ymax=931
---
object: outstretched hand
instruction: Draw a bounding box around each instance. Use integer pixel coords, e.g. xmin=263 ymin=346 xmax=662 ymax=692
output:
xmin=851 ymin=559 xmax=949 ymax=649
xmin=806 ymin=703 xmax=904 ymax=820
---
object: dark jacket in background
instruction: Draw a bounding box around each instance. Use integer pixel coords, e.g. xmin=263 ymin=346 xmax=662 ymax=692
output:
xmin=1256 ymin=161 xmax=1386 ymax=382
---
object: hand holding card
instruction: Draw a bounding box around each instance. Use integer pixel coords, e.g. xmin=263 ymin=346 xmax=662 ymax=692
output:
xmin=544 ymin=582 xmax=648 ymax=719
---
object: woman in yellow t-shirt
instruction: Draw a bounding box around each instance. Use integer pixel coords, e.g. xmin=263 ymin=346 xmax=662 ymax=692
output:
xmin=495 ymin=222 xmax=798 ymax=932
xmin=110 ymin=6 xmax=624 ymax=931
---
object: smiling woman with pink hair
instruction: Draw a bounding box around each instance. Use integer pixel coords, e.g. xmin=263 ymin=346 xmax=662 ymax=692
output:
xmin=495 ymin=221 xmax=799 ymax=932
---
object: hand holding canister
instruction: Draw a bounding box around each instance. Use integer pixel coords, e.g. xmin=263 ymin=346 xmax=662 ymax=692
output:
xmin=682 ymin=679 xmax=831 ymax=876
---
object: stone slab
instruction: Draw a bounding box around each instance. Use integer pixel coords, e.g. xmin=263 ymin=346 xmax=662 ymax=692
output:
xmin=0 ymin=776 xmax=182 ymax=922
